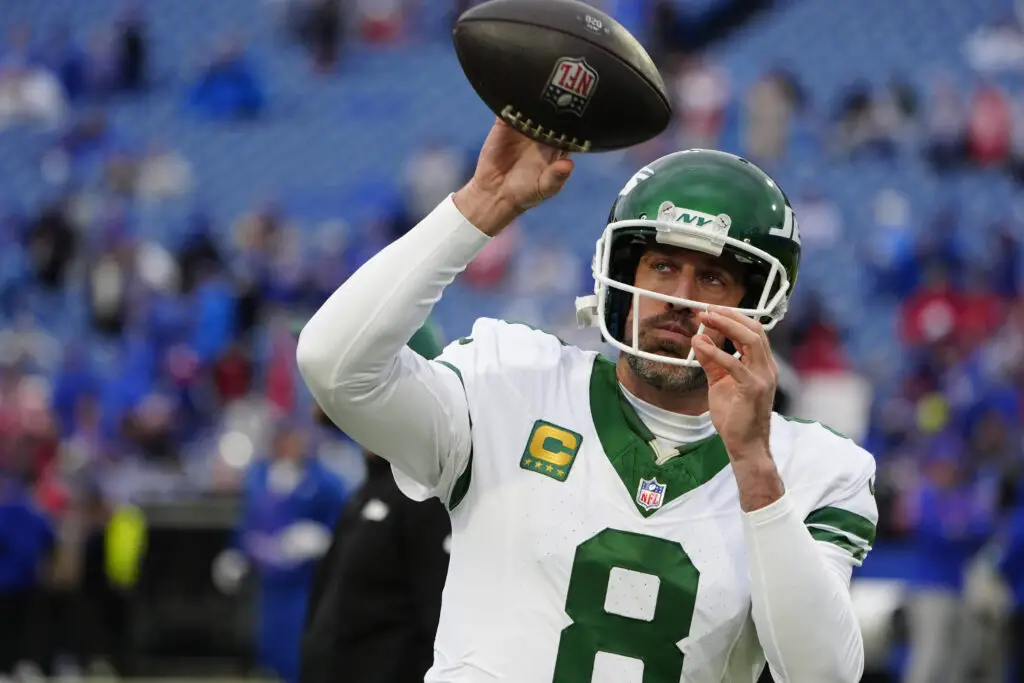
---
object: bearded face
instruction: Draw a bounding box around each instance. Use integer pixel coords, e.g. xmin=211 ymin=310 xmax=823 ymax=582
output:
xmin=622 ymin=308 xmax=708 ymax=393
xmin=619 ymin=247 xmax=748 ymax=393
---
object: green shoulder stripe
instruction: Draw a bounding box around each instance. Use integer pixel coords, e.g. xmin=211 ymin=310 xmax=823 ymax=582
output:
xmin=437 ymin=360 xmax=463 ymax=384
xmin=449 ymin=452 xmax=474 ymax=510
xmin=435 ymin=360 xmax=473 ymax=512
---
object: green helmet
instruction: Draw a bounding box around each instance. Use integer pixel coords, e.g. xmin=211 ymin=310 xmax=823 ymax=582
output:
xmin=575 ymin=149 xmax=802 ymax=367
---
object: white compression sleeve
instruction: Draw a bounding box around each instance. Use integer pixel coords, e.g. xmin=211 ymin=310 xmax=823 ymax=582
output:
xmin=743 ymin=493 xmax=865 ymax=683
xmin=296 ymin=195 xmax=489 ymax=490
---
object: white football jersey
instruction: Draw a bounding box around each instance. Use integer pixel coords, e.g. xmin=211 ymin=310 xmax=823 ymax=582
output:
xmin=394 ymin=318 xmax=877 ymax=683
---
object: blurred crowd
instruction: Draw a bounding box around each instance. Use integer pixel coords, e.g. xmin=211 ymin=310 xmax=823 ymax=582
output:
xmin=3 ymin=0 xmax=1024 ymax=682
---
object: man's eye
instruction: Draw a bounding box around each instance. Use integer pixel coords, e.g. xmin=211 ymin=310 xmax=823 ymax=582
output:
xmin=701 ymin=272 xmax=726 ymax=285
xmin=652 ymin=261 xmax=673 ymax=273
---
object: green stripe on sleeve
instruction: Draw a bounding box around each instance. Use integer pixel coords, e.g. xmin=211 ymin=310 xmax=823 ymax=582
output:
xmin=805 ymin=506 xmax=876 ymax=545
xmin=808 ymin=528 xmax=868 ymax=562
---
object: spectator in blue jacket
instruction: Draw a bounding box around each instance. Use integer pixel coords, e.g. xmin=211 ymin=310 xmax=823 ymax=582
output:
xmin=0 ymin=471 xmax=55 ymax=679
xmin=212 ymin=420 xmax=347 ymax=683
xmin=185 ymin=38 xmax=265 ymax=121
xmin=902 ymin=436 xmax=999 ymax=683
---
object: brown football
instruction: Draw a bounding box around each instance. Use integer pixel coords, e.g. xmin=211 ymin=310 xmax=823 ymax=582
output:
xmin=453 ymin=0 xmax=672 ymax=153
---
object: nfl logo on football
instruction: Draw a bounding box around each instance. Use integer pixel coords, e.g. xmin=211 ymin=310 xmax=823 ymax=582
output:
xmin=636 ymin=477 xmax=666 ymax=512
xmin=543 ymin=57 xmax=599 ymax=117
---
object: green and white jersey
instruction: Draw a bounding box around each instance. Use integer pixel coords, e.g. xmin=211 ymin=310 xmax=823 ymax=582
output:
xmin=393 ymin=318 xmax=877 ymax=683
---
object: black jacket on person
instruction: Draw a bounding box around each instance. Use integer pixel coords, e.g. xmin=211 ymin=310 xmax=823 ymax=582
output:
xmin=300 ymin=455 xmax=451 ymax=683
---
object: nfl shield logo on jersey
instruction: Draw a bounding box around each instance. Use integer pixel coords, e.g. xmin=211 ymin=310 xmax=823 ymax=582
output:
xmin=636 ymin=477 xmax=667 ymax=512
xmin=542 ymin=57 xmax=599 ymax=116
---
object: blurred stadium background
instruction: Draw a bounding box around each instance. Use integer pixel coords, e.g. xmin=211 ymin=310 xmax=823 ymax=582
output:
xmin=1 ymin=0 xmax=1023 ymax=681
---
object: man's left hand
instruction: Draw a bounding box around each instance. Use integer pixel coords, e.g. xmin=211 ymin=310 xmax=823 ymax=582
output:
xmin=691 ymin=306 xmax=777 ymax=463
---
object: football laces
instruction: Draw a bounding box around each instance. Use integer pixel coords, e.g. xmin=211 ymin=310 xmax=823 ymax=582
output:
xmin=500 ymin=105 xmax=592 ymax=153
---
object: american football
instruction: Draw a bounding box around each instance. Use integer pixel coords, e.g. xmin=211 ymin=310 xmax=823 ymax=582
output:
xmin=452 ymin=0 xmax=672 ymax=153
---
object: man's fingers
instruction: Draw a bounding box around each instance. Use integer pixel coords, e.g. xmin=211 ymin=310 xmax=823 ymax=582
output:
xmin=538 ymin=144 xmax=571 ymax=163
xmin=550 ymin=157 xmax=574 ymax=178
xmin=698 ymin=308 xmax=773 ymax=370
xmin=692 ymin=334 xmax=752 ymax=383
xmin=539 ymin=158 xmax=574 ymax=198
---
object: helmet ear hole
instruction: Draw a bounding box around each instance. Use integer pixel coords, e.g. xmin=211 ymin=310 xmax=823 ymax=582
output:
xmin=607 ymin=288 xmax=631 ymax=342
xmin=734 ymin=253 xmax=782 ymax=324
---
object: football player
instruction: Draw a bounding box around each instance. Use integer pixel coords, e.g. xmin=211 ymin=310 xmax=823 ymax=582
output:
xmin=297 ymin=120 xmax=877 ymax=682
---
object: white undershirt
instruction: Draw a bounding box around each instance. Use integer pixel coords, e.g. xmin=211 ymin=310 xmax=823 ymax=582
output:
xmin=618 ymin=383 xmax=716 ymax=461
xmin=296 ymin=193 xmax=865 ymax=683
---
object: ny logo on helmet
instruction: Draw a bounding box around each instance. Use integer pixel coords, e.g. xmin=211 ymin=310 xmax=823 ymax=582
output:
xmin=657 ymin=202 xmax=731 ymax=239
xmin=542 ymin=57 xmax=599 ymax=117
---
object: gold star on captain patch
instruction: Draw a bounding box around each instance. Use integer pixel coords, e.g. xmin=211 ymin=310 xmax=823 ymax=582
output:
xmin=545 ymin=464 xmax=554 ymax=472
xmin=524 ymin=458 xmax=532 ymax=466
xmin=534 ymin=461 xmax=543 ymax=469
xmin=557 ymin=469 xmax=565 ymax=477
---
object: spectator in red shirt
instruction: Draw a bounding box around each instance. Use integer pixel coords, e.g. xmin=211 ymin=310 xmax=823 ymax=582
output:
xmin=967 ymin=81 xmax=1011 ymax=166
xmin=900 ymin=264 xmax=963 ymax=347
xmin=959 ymin=268 xmax=1006 ymax=347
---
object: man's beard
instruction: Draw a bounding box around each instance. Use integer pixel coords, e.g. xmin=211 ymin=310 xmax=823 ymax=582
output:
xmin=623 ymin=312 xmax=708 ymax=394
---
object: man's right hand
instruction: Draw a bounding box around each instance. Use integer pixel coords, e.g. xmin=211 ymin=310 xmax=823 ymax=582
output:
xmin=453 ymin=118 xmax=575 ymax=237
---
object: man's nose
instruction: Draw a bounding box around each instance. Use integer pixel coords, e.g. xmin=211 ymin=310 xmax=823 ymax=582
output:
xmin=664 ymin=267 xmax=697 ymax=309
